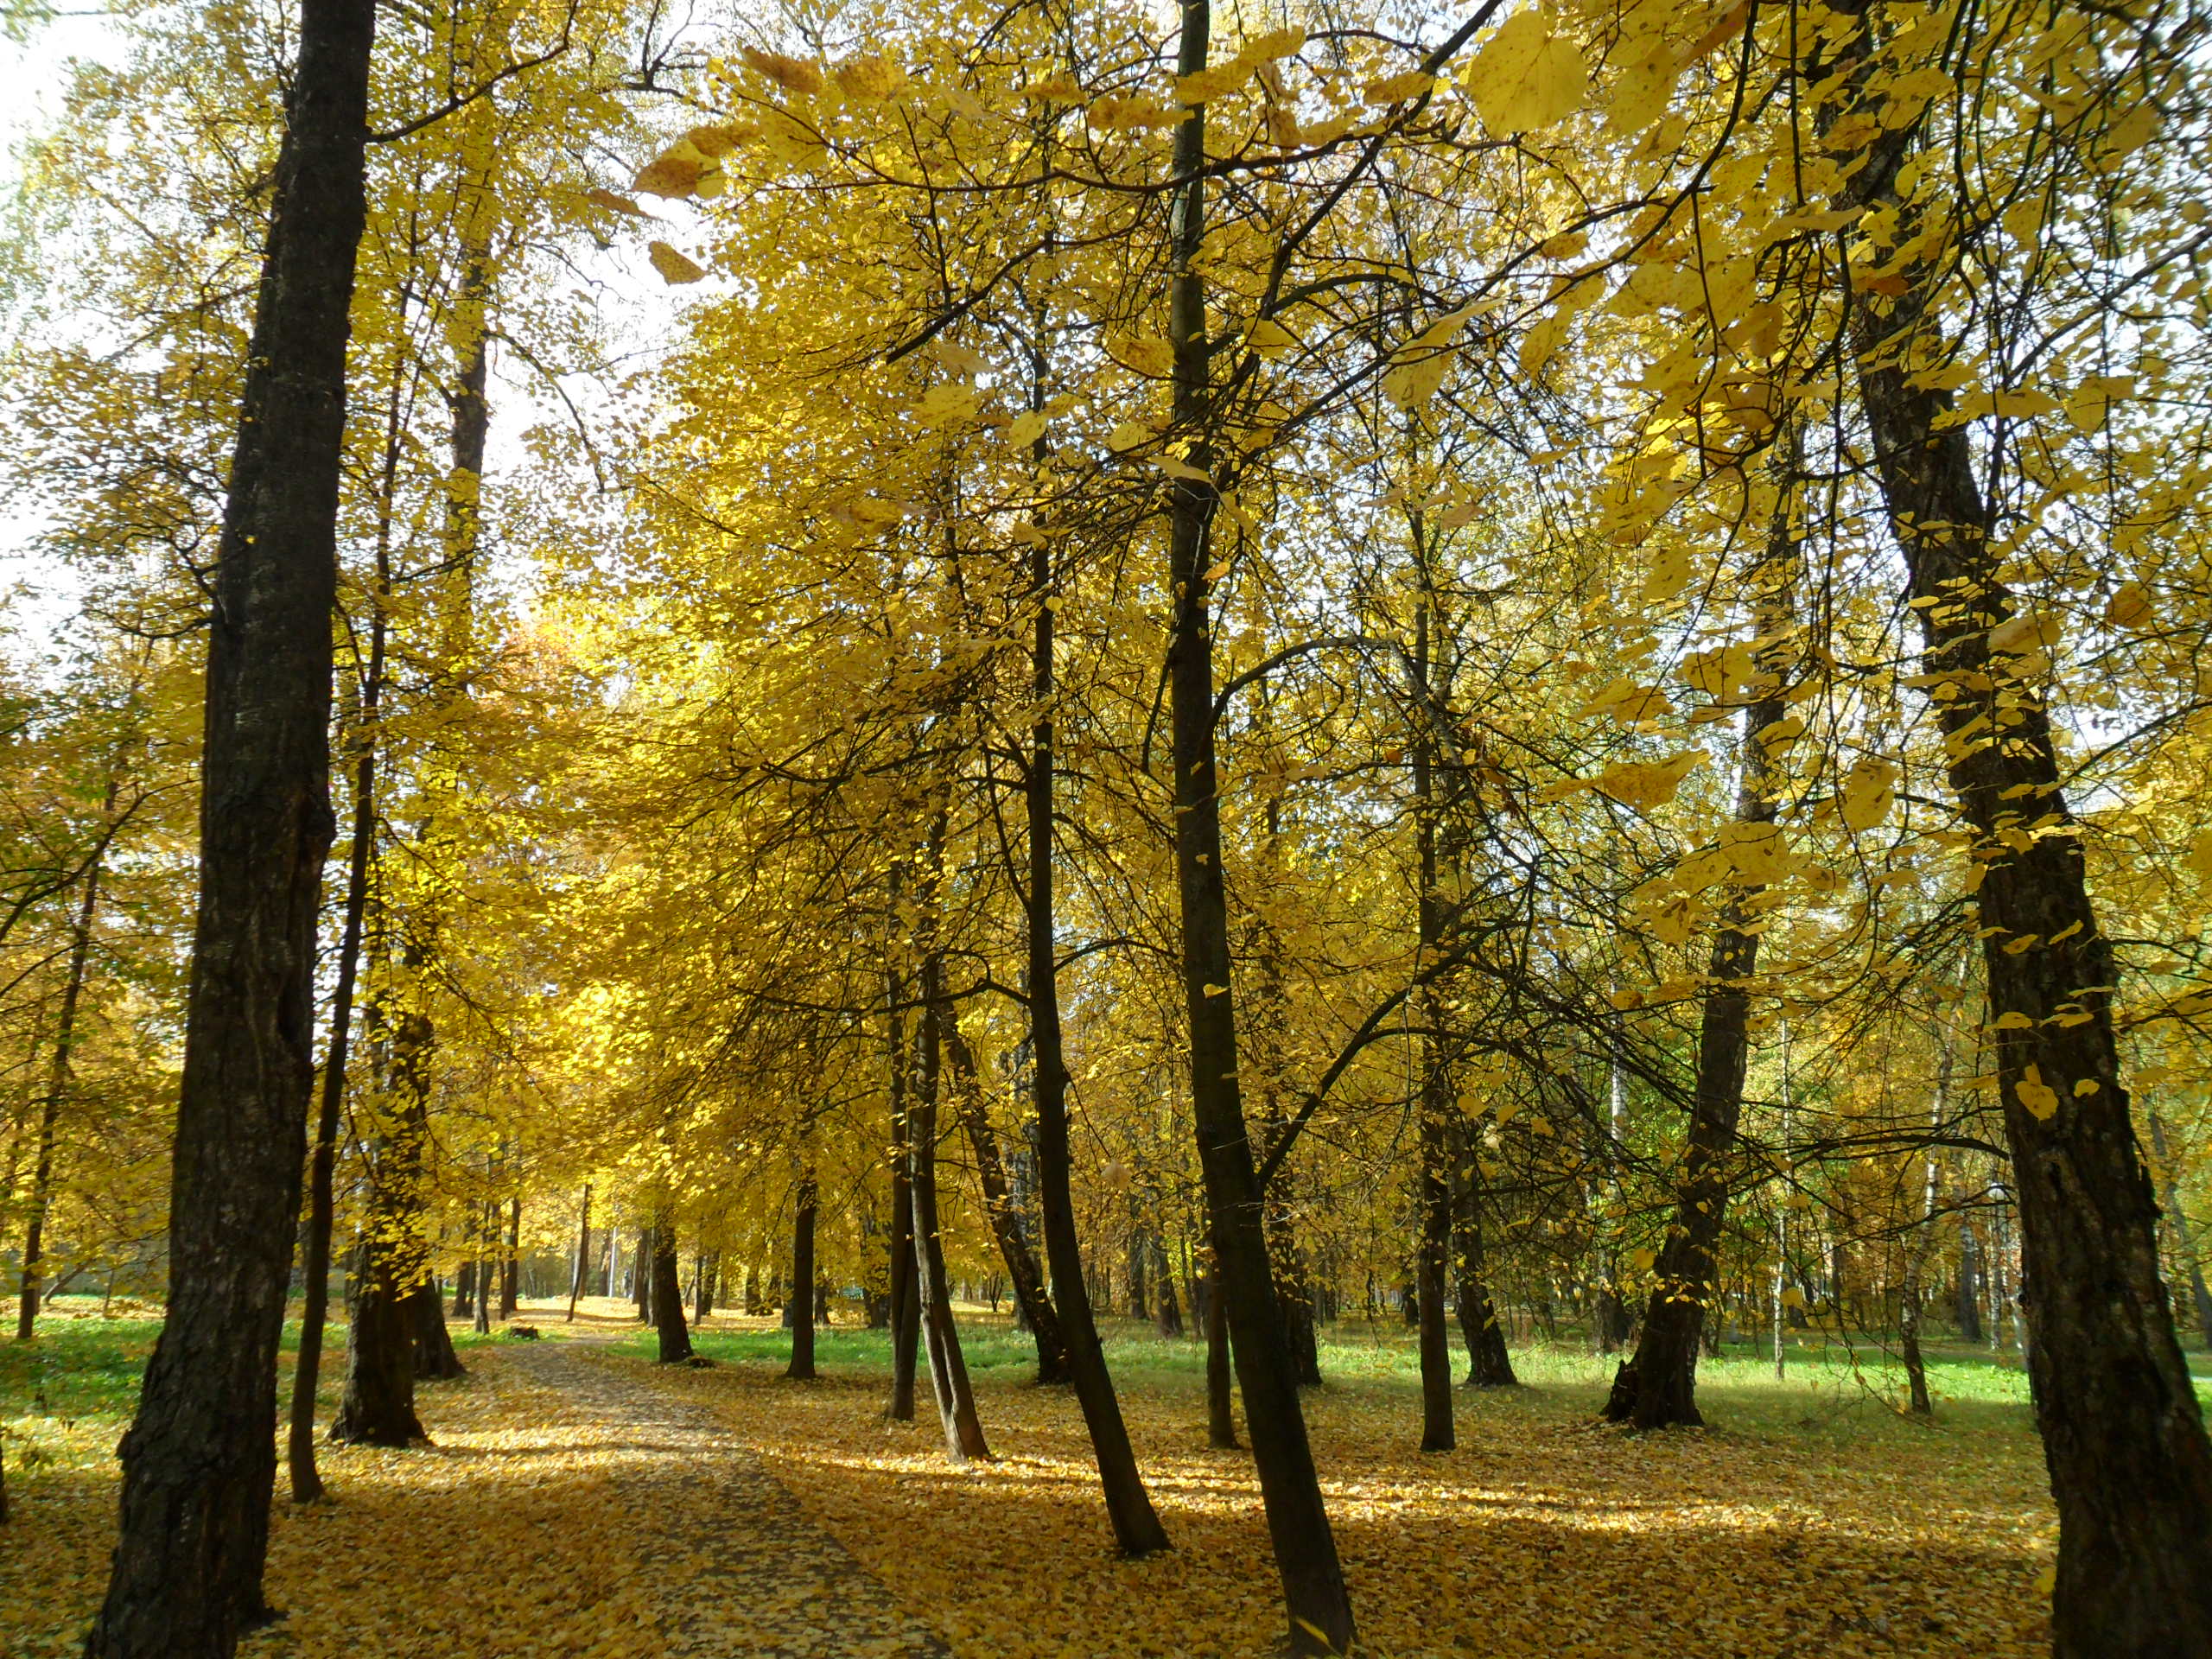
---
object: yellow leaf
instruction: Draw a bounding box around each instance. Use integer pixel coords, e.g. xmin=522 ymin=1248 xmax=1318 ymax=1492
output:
xmin=741 ymin=46 xmax=826 ymax=97
xmin=1594 ymin=753 xmax=1701 ymax=809
xmin=633 ymin=154 xmax=704 ymax=198
xmin=1107 ymin=420 xmax=1154 ymax=452
xmin=1839 ymin=756 xmax=1897 ymax=833
xmin=2103 ymin=582 xmax=2152 ymax=629
xmin=1991 ymin=1011 xmax=2034 ymax=1030
xmin=646 ymin=242 xmax=706 ymax=285
xmin=1363 ymin=70 xmax=1434 ymax=105
xmin=2015 ymin=1065 xmax=2060 ymax=1121
xmin=832 ymin=54 xmax=907 ymax=102
xmin=1466 ymin=11 xmax=1587 ymax=134
xmin=1006 ymin=410 xmax=1049 ymax=448
xmin=584 ymin=187 xmax=649 ymax=217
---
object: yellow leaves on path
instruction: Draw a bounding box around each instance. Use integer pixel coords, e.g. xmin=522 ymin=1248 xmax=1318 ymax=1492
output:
xmin=639 ymin=1323 xmax=2056 ymax=1659
xmin=1465 ymin=10 xmax=1587 ymax=136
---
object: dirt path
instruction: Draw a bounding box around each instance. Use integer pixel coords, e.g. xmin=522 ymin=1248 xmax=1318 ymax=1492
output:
xmin=501 ymin=1338 xmax=950 ymax=1659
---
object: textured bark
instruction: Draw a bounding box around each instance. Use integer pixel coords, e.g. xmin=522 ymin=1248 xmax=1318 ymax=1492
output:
xmin=945 ymin=1028 xmax=1068 ymax=1383
xmin=1409 ymin=600 xmax=1453 ymax=1453
xmin=1818 ymin=12 xmax=2212 ymax=1643
xmin=1163 ymin=8 xmax=1350 ymax=1645
xmin=1605 ymin=498 xmax=1793 ymax=1431
xmin=408 ymin=1280 xmax=463 ymax=1380
xmin=785 ymin=1176 xmax=817 ymax=1380
xmin=15 ymin=819 xmax=104 ymax=1341
xmin=651 ymin=1215 xmax=693 ymax=1363
xmin=84 ymin=3 xmax=373 ymax=1644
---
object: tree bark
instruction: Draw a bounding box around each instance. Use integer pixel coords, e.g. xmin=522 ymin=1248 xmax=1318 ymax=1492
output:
xmin=632 ymin=1224 xmax=652 ymax=1324
xmin=1020 ymin=419 xmax=1170 ymax=1552
xmin=2148 ymin=1114 xmax=2212 ymax=1351
xmin=1821 ymin=15 xmax=2212 ymax=1643
xmin=84 ymin=3 xmax=373 ymax=1643
xmin=886 ymin=958 xmax=920 ymax=1421
xmin=652 ymin=1214 xmax=693 ymax=1363
xmin=1205 ymin=1264 xmax=1238 ymax=1449
xmin=945 ymin=1027 xmax=1068 ymax=1383
xmin=912 ymin=952 xmax=989 ymax=1462
xmin=408 ymin=1280 xmax=462 ymax=1380
xmin=1408 ymin=597 xmax=1454 ymax=1453
xmin=1605 ymin=486 xmax=1794 ymax=1430
xmin=1451 ymin=1131 xmax=1516 ymax=1389
xmin=499 ymin=1197 xmax=519 ymax=1318
xmin=567 ymin=1184 xmax=591 ymax=1323
xmin=695 ymin=1249 xmax=715 ymax=1324
xmin=15 ymin=808 xmax=105 ymax=1341
xmin=1163 ymin=10 xmax=1351 ymax=1646
xmin=785 ymin=1174 xmax=817 ymax=1380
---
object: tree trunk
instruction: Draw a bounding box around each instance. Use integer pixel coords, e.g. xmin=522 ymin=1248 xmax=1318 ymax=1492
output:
xmin=1452 ymin=1135 xmax=1516 ymax=1389
xmin=473 ymin=1201 xmax=494 ymax=1335
xmin=1821 ymin=16 xmax=2212 ymax=1642
xmin=500 ymin=1197 xmax=519 ymax=1318
xmin=1152 ymin=1236 xmax=1184 ymax=1338
xmin=785 ymin=1175 xmax=817 ymax=1380
xmin=1162 ymin=13 xmax=1351 ymax=1646
xmin=567 ymin=1184 xmax=591 ymax=1323
xmin=1605 ymin=487 xmax=1793 ymax=1430
xmin=886 ymin=957 xmax=920 ymax=1421
xmin=1409 ymin=597 xmax=1453 ymax=1452
xmin=1020 ymin=416 xmax=1170 ymax=1552
xmin=2149 ymin=1113 xmax=2212 ymax=1350
xmin=1202 ymin=1265 xmax=1238 ymax=1449
xmin=1957 ymin=1224 xmax=1984 ymax=1344
xmin=652 ymin=1214 xmax=692 ymax=1363
xmin=83 ymin=2 xmax=374 ymax=1638
xmin=632 ymin=1225 xmax=652 ymax=1324
xmin=695 ymin=1249 xmax=715 ymax=1324
xmin=945 ymin=1027 xmax=1068 ymax=1383
xmin=16 ymin=812 xmax=105 ymax=1341
xmin=285 ymin=556 xmax=391 ymax=1503
xmin=912 ymin=951 xmax=989 ymax=1462
xmin=408 ymin=1279 xmax=463 ymax=1380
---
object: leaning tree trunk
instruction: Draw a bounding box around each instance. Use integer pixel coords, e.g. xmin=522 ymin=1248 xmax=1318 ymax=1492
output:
xmin=912 ymin=954 xmax=988 ymax=1463
xmin=1021 ymin=427 xmax=1170 ymax=1552
xmin=945 ymin=1027 xmax=1068 ymax=1383
xmin=84 ymin=0 xmax=375 ymax=1646
xmin=1451 ymin=1122 xmax=1516 ymax=1388
xmin=785 ymin=1173 xmax=817 ymax=1380
xmin=1604 ymin=478 xmax=1794 ymax=1430
xmin=286 ymin=562 xmax=387 ymax=1502
xmin=15 ymin=804 xmax=106 ymax=1341
xmin=567 ymin=1183 xmax=590 ymax=1324
xmin=1162 ymin=11 xmax=1351 ymax=1646
xmin=885 ymin=957 xmax=920 ymax=1421
xmin=1819 ymin=12 xmax=2212 ymax=1646
xmin=652 ymin=1214 xmax=693 ymax=1363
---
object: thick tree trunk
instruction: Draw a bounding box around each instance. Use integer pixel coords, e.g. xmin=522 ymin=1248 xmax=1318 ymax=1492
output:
xmin=82 ymin=3 xmax=375 ymax=1632
xmin=1409 ymin=600 xmax=1453 ymax=1452
xmin=945 ymin=1027 xmax=1068 ymax=1383
xmin=1957 ymin=1225 xmax=1984 ymax=1344
xmin=15 ymin=822 xmax=104 ymax=1341
xmin=1163 ymin=12 xmax=1351 ymax=1646
xmin=1605 ymin=496 xmax=1793 ymax=1431
xmin=1021 ymin=429 xmax=1170 ymax=1552
xmin=331 ymin=981 xmax=435 ymax=1446
xmin=912 ymin=956 xmax=988 ymax=1462
xmin=1820 ymin=18 xmax=2212 ymax=1643
xmin=408 ymin=1280 xmax=462 ymax=1380
xmin=652 ymin=1215 xmax=692 ymax=1363
xmin=785 ymin=1175 xmax=817 ymax=1380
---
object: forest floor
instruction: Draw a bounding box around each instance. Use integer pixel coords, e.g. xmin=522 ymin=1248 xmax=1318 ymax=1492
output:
xmin=8 ymin=1294 xmax=2202 ymax=1658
